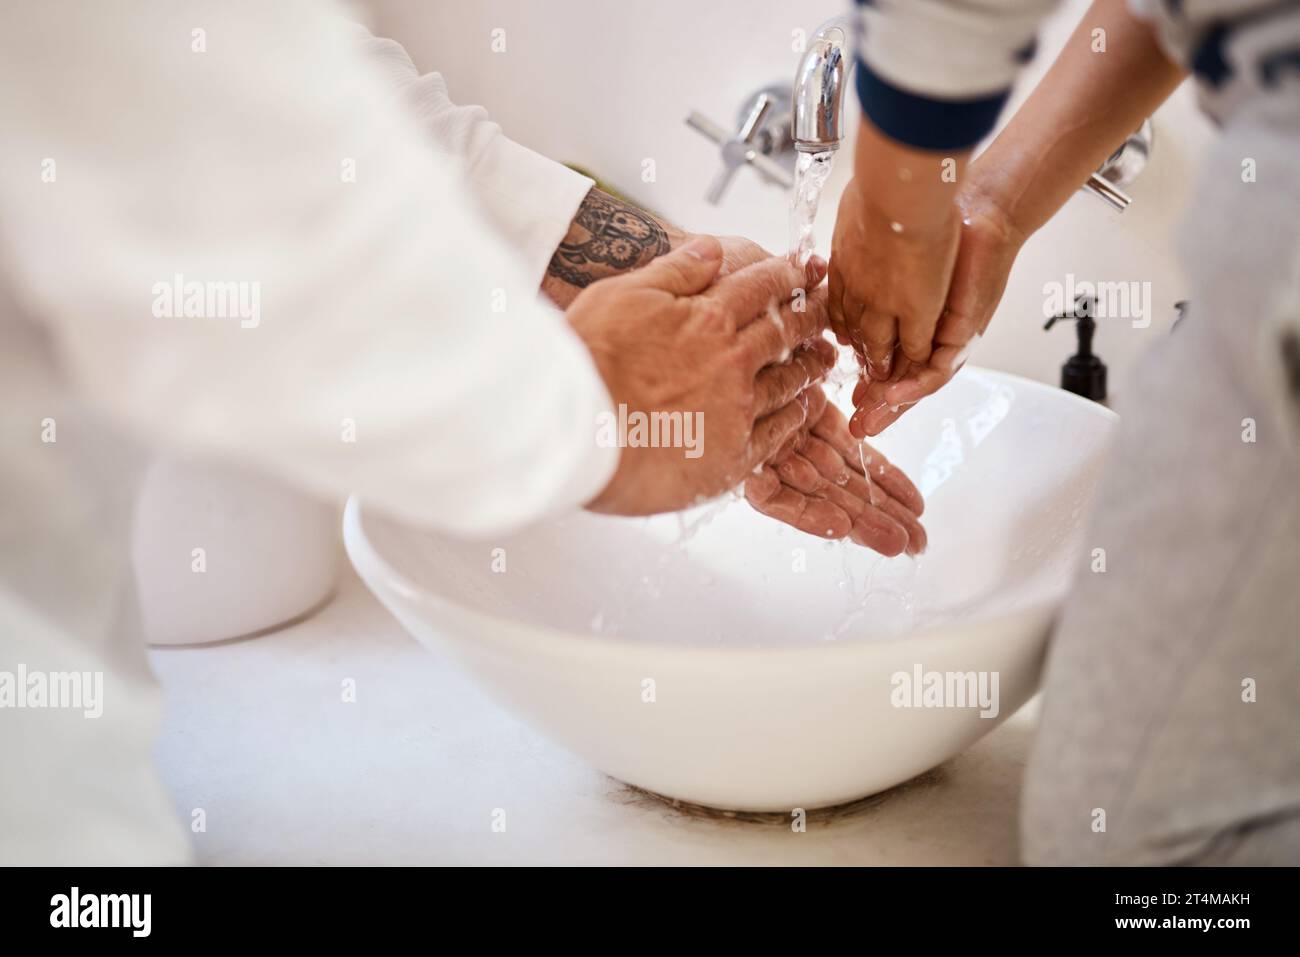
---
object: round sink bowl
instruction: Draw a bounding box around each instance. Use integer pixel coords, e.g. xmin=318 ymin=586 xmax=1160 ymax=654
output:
xmin=344 ymin=367 xmax=1118 ymax=811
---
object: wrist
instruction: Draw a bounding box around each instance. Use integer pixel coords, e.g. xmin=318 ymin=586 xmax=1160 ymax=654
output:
xmin=665 ymin=224 xmax=692 ymax=249
xmin=957 ymin=167 xmax=1030 ymax=251
xmin=847 ymin=177 xmax=956 ymax=249
xmin=543 ymin=189 xmax=678 ymax=308
xmin=852 ymin=117 xmax=968 ymax=234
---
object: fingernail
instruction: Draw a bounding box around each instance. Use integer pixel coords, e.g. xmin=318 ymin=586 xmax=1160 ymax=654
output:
xmin=849 ymin=401 xmax=884 ymax=438
xmin=825 ymin=514 xmax=852 ymax=538
xmin=806 ymin=255 xmax=828 ymax=284
xmin=681 ymin=236 xmax=721 ymax=260
xmin=854 ymin=400 xmax=892 ymax=437
xmin=885 ymin=385 xmax=922 ymax=407
xmin=851 ymin=512 xmax=909 ymax=557
xmin=884 ymin=381 xmax=913 ymax=400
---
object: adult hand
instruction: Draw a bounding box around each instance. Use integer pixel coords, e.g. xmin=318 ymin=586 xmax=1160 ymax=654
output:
xmin=848 ymin=187 xmax=1025 ymax=437
xmin=746 ymin=389 xmax=926 ymax=556
xmin=712 ymin=234 xmax=769 ymax=276
xmin=576 ymin=237 xmax=833 ymax=515
xmin=642 ymin=233 xmax=926 ymax=549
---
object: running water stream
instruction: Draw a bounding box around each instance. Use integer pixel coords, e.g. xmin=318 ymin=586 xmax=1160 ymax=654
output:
xmin=591 ymin=146 xmax=925 ymax=644
xmin=788 ymin=149 xmax=836 ymax=266
xmin=787 ymin=147 xmax=926 ymax=637
xmin=787 ymin=147 xmax=858 ymax=406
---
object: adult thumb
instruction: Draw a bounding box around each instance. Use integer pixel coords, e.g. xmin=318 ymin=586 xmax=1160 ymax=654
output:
xmin=632 ymin=235 xmax=723 ymax=297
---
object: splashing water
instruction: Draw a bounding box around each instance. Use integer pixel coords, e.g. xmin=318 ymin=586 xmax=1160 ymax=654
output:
xmin=788 ymin=150 xmax=836 ymax=267
xmin=789 ymin=147 xmax=928 ymax=638
xmin=585 ymin=146 xmax=953 ymax=647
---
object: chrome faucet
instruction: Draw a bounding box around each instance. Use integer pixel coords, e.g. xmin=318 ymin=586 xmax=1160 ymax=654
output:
xmin=686 ymin=86 xmax=795 ymax=205
xmin=792 ymin=17 xmax=853 ymax=153
xmin=691 ymin=16 xmax=1153 ymax=211
xmin=684 ymin=17 xmax=853 ymax=203
xmin=789 ymin=16 xmax=1153 ymax=214
xmin=1081 ymin=119 xmax=1154 ymax=211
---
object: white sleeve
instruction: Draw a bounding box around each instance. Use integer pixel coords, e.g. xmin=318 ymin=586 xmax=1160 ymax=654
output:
xmin=0 ymin=0 xmax=618 ymax=538
xmin=355 ymin=28 xmax=596 ymax=289
xmin=857 ymin=0 xmax=1059 ymax=99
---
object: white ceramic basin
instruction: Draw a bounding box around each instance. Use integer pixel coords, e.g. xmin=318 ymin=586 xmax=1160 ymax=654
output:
xmin=343 ymin=367 xmax=1117 ymax=811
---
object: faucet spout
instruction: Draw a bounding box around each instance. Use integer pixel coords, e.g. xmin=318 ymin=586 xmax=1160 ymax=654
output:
xmin=792 ymin=17 xmax=852 ymax=153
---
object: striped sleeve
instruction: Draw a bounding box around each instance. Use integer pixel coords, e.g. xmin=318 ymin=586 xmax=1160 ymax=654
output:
xmin=854 ymin=0 xmax=1059 ymax=151
xmin=1128 ymin=0 xmax=1300 ymax=125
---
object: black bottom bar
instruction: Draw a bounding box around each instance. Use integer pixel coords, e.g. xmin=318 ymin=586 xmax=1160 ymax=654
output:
xmin=5 ymin=865 xmax=1288 ymax=943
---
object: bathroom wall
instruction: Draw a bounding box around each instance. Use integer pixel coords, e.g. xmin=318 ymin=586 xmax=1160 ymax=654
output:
xmin=363 ymin=0 xmax=1216 ymax=398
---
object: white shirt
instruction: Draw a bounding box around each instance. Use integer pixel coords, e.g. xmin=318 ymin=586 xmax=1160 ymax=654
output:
xmin=0 ymin=1 xmax=617 ymax=539
xmin=0 ymin=0 xmax=613 ymax=863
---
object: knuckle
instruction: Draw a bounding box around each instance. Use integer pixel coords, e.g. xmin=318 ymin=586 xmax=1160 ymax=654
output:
xmin=860 ymin=323 xmax=894 ymax=346
xmin=725 ymin=343 xmax=752 ymax=374
xmin=694 ymin=298 xmax=722 ymax=322
xmin=798 ymin=353 xmax=825 ymax=385
xmin=700 ymin=300 xmax=735 ymax=334
xmin=758 ymin=414 xmax=782 ymax=445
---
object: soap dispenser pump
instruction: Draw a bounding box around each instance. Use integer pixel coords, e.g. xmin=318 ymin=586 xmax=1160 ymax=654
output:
xmin=1043 ymin=294 xmax=1107 ymax=402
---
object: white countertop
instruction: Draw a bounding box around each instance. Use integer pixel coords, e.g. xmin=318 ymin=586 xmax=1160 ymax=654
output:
xmin=151 ymin=570 xmax=1038 ymax=866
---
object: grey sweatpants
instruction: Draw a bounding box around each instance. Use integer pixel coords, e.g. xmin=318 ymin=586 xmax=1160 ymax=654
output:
xmin=1021 ymin=90 xmax=1300 ymax=864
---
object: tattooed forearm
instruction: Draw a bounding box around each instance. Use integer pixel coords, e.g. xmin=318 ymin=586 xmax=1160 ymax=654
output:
xmin=543 ymin=189 xmax=681 ymax=306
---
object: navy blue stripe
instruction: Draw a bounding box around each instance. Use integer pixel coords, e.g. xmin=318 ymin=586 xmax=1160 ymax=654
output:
xmin=1192 ymin=23 xmax=1233 ymax=88
xmin=1260 ymin=46 xmax=1300 ymax=86
xmin=854 ymin=57 xmax=1009 ymax=151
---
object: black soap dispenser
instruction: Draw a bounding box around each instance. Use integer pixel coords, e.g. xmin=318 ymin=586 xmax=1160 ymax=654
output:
xmin=1044 ymin=294 xmax=1107 ymax=402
